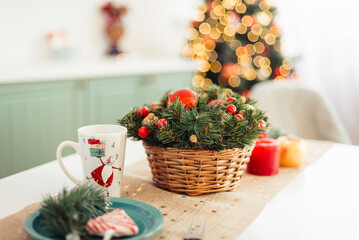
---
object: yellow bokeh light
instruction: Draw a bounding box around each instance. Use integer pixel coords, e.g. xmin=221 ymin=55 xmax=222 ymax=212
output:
xmin=203 ymin=78 xmax=213 ymax=89
xmin=210 ymin=61 xmax=222 ymax=73
xmin=204 ymin=40 xmax=216 ymax=51
xmin=222 ymin=88 xmax=233 ymax=97
xmin=244 ymin=68 xmax=257 ymax=80
xmin=199 ymin=3 xmax=207 ymax=13
xmin=186 ymin=28 xmax=198 ymax=40
xmin=193 ymin=38 xmax=205 ymax=44
xmin=239 ymin=55 xmax=252 ymax=65
xmin=233 ymin=63 xmax=241 ymax=75
xmin=193 ymin=43 xmax=206 ymax=56
xmin=210 ymin=10 xmax=220 ymax=20
xmin=224 ymin=25 xmax=236 ymax=36
xmin=218 ymin=76 xmax=228 ymax=86
xmin=199 ymin=23 xmax=211 ymax=35
xmin=242 ymin=15 xmax=254 ymax=27
xmin=259 ymin=0 xmax=270 ymax=11
xmin=254 ymin=42 xmax=265 ymax=53
xmin=279 ymin=66 xmax=290 ymax=76
xmin=236 ymin=46 xmax=247 ymax=56
xmin=245 ymin=44 xmax=255 ymax=55
xmin=192 ymin=75 xmax=204 ymax=88
xmin=216 ymin=23 xmax=225 ymax=32
xmin=244 ymin=0 xmax=256 ymax=4
xmin=274 ymin=41 xmax=281 ymax=52
xmin=223 ymin=34 xmax=235 ymax=42
xmin=256 ymin=11 xmax=272 ymax=26
xmin=247 ymin=31 xmax=259 ymax=42
xmin=211 ymin=0 xmax=219 ymax=8
xmin=236 ymin=23 xmax=247 ymax=34
xmin=209 ymin=28 xmax=221 ymax=39
xmin=264 ymin=33 xmax=276 ymax=45
xmin=283 ymin=58 xmax=294 ymax=70
xmin=251 ymin=24 xmax=263 ymax=35
xmin=270 ymin=25 xmax=281 ymax=37
xmin=229 ymin=40 xmax=242 ymax=51
xmin=274 ymin=76 xmax=286 ymax=81
xmin=222 ymin=0 xmax=237 ymax=10
xmin=259 ymin=57 xmax=270 ymax=68
xmin=227 ymin=10 xmax=238 ymax=22
xmin=208 ymin=51 xmax=218 ymax=61
xmin=214 ymin=5 xmax=226 ymax=17
xmin=193 ymin=10 xmax=205 ymax=22
xmin=229 ymin=75 xmax=241 ymax=87
xmin=198 ymin=60 xmax=211 ymax=72
xmin=259 ymin=67 xmax=272 ymax=77
xmin=182 ymin=47 xmax=194 ymax=59
xmin=235 ymin=3 xmax=247 ymax=14
xmin=260 ymin=28 xmax=269 ymax=39
xmin=220 ymin=15 xmax=230 ymax=25
xmin=253 ymin=55 xmax=261 ymax=67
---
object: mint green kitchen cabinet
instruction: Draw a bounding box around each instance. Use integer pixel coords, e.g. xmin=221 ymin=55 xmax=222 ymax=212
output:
xmin=0 ymin=72 xmax=192 ymax=178
xmin=86 ymin=76 xmax=141 ymax=125
xmin=0 ymin=81 xmax=82 ymax=178
xmin=139 ymin=72 xmax=194 ymax=105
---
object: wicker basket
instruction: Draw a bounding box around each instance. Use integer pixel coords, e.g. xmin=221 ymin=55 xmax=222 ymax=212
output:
xmin=142 ymin=142 xmax=255 ymax=195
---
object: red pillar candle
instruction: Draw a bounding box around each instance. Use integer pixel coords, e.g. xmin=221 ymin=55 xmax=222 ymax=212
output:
xmin=247 ymin=138 xmax=280 ymax=176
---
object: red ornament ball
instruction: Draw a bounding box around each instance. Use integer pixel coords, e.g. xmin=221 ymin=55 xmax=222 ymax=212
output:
xmin=259 ymin=120 xmax=266 ymax=129
xmin=138 ymin=126 xmax=149 ymax=138
xmin=168 ymin=89 xmax=198 ymax=109
xmin=137 ymin=107 xmax=149 ymax=117
xmin=208 ymin=99 xmax=224 ymax=107
xmin=226 ymin=104 xmax=237 ymax=115
xmin=226 ymin=96 xmax=236 ymax=103
xmin=236 ymin=113 xmax=244 ymax=120
xmin=157 ymin=119 xmax=168 ymax=128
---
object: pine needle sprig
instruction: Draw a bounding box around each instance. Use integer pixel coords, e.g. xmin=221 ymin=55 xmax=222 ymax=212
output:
xmin=39 ymin=182 xmax=110 ymax=239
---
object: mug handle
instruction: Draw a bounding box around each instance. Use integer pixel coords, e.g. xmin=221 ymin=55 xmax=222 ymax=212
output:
xmin=56 ymin=141 xmax=82 ymax=186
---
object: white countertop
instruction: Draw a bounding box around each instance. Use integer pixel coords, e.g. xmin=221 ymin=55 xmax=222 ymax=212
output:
xmin=0 ymin=58 xmax=197 ymax=84
xmin=1 ymin=141 xmax=358 ymax=240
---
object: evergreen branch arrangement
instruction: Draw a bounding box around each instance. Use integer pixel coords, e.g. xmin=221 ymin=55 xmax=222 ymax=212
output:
xmin=119 ymin=85 xmax=268 ymax=151
xmin=39 ymin=182 xmax=111 ymax=240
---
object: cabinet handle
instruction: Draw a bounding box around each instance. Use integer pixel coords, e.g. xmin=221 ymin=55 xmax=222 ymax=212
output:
xmin=78 ymin=79 xmax=88 ymax=89
xmin=141 ymin=75 xmax=155 ymax=84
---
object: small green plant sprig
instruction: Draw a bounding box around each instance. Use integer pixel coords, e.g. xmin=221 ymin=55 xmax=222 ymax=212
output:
xmin=39 ymin=182 xmax=111 ymax=240
xmin=119 ymin=85 xmax=268 ymax=151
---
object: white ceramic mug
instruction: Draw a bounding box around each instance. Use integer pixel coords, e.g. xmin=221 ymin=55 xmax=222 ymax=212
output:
xmin=57 ymin=124 xmax=127 ymax=197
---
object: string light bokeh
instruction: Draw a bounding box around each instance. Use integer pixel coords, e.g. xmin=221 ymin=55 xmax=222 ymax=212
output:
xmin=183 ymin=0 xmax=295 ymax=92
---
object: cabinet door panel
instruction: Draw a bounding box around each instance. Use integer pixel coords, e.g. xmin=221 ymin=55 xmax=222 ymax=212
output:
xmin=0 ymin=81 xmax=81 ymax=178
xmin=88 ymin=77 xmax=140 ymax=124
xmin=139 ymin=72 xmax=193 ymax=105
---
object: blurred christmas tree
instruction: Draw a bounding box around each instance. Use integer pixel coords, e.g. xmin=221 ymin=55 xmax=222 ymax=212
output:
xmin=183 ymin=0 xmax=295 ymax=94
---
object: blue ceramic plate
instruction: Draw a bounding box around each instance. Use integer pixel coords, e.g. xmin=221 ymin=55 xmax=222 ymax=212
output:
xmin=24 ymin=198 xmax=164 ymax=240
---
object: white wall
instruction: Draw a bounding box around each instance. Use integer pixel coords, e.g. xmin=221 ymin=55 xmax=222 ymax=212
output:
xmin=272 ymin=0 xmax=359 ymax=144
xmin=0 ymin=0 xmax=201 ymax=65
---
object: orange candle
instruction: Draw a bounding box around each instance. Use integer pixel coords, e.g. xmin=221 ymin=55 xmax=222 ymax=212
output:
xmin=278 ymin=136 xmax=306 ymax=167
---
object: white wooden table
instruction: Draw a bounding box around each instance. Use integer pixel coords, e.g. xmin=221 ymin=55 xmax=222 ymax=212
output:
xmin=1 ymin=140 xmax=358 ymax=240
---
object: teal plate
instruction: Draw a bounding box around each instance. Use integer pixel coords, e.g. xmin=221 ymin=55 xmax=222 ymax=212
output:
xmin=24 ymin=198 xmax=164 ymax=240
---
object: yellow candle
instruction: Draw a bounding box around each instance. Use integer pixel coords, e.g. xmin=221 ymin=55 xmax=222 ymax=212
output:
xmin=278 ymin=136 xmax=306 ymax=167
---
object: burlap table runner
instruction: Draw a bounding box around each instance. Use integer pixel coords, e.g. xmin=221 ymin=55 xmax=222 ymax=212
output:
xmin=0 ymin=140 xmax=333 ymax=240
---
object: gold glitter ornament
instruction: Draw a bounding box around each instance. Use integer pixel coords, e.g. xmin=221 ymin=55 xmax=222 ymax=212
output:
xmin=190 ymin=134 xmax=198 ymax=143
xmin=142 ymin=113 xmax=158 ymax=126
